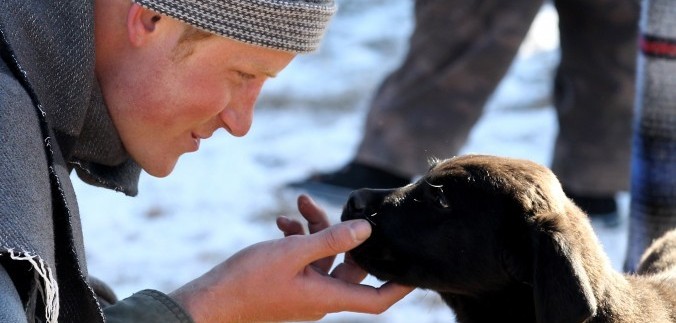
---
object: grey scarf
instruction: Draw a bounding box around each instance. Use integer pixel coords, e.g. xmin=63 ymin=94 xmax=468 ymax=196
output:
xmin=0 ymin=0 xmax=141 ymax=321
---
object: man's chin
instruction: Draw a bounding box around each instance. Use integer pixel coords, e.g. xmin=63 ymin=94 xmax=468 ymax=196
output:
xmin=138 ymin=156 xmax=179 ymax=178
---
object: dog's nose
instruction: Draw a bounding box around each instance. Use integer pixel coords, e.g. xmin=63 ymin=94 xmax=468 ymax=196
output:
xmin=346 ymin=189 xmax=369 ymax=216
xmin=342 ymin=188 xmax=392 ymax=222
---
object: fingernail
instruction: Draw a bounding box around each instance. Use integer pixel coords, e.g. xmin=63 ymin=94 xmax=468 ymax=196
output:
xmin=350 ymin=220 xmax=372 ymax=242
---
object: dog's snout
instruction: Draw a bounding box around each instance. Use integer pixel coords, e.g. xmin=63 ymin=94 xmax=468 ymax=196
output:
xmin=344 ymin=190 xmax=369 ymax=220
xmin=342 ymin=188 xmax=392 ymax=222
xmin=350 ymin=190 xmax=369 ymax=212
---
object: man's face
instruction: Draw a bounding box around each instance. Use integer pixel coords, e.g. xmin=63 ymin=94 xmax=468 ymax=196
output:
xmin=97 ymin=16 xmax=295 ymax=177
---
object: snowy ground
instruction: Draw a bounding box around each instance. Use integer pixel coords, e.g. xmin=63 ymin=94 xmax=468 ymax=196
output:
xmin=74 ymin=1 xmax=629 ymax=322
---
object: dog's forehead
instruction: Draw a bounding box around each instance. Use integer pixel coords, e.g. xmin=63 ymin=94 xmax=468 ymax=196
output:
xmin=424 ymin=156 xmax=495 ymax=188
xmin=427 ymin=155 xmax=567 ymax=213
xmin=428 ymin=155 xmax=505 ymax=176
xmin=430 ymin=155 xmax=544 ymax=176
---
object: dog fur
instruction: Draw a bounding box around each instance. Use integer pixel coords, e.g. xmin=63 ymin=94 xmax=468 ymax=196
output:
xmin=341 ymin=154 xmax=676 ymax=323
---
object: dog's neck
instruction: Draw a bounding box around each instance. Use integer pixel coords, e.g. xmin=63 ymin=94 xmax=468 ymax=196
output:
xmin=437 ymin=272 xmax=633 ymax=323
xmin=437 ymin=222 xmax=633 ymax=323
xmin=438 ymin=282 xmax=536 ymax=323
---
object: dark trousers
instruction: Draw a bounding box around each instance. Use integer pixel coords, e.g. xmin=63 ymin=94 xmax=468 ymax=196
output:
xmin=356 ymin=0 xmax=639 ymax=195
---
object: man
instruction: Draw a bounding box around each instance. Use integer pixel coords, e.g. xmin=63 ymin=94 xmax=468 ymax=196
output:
xmin=0 ymin=0 xmax=413 ymax=322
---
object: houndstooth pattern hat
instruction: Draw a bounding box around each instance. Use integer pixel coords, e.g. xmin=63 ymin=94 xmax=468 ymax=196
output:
xmin=133 ymin=0 xmax=337 ymax=53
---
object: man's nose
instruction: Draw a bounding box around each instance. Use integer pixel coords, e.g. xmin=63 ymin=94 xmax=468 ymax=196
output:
xmin=219 ymin=86 xmax=261 ymax=137
xmin=219 ymin=105 xmax=253 ymax=137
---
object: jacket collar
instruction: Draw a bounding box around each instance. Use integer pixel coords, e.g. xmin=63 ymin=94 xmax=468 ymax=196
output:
xmin=0 ymin=0 xmax=140 ymax=196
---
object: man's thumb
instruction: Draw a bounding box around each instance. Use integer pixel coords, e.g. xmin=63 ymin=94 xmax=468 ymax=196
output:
xmin=306 ymin=219 xmax=372 ymax=261
xmin=347 ymin=219 xmax=372 ymax=242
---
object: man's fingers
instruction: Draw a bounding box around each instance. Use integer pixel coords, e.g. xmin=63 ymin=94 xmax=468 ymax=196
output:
xmin=297 ymin=194 xmax=330 ymax=234
xmin=299 ymin=219 xmax=372 ymax=264
xmin=322 ymin=280 xmax=415 ymax=315
xmin=329 ymin=258 xmax=368 ymax=283
xmin=276 ymin=216 xmax=305 ymax=236
xmin=277 ymin=216 xmax=335 ymax=272
xmin=297 ymin=195 xmax=340 ymax=272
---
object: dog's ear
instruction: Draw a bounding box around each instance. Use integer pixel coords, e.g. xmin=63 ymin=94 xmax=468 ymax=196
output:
xmin=531 ymin=213 xmax=597 ymax=323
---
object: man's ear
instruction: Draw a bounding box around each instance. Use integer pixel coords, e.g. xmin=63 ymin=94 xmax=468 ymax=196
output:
xmin=126 ymin=3 xmax=162 ymax=47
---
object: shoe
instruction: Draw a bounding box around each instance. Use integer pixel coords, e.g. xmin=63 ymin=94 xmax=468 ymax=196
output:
xmin=564 ymin=187 xmax=619 ymax=227
xmin=304 ymin=161 xmax=411 ymax=190
xmin=287 ymin=162 xmax=411 ymax=206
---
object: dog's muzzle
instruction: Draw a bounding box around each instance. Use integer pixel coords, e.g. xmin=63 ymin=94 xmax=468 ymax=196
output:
xmin=341 ymin=188 xmax=393 ymax=225
xmin=341 ymin=188 xmax=409 ymax=280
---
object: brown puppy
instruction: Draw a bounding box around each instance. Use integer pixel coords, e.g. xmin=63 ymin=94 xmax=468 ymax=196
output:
xmin=342 ymin=154 xmax=676 ymax=323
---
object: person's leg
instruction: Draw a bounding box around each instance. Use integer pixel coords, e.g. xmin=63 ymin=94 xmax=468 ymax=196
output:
xmin=356 ymin=0 xmax=544 ymax=178
xmin=624 ymin=0 xmax=676 ymax=272
xmin=550 ymin=0 xmax=639 ymax=216
xmin=299 ymin=0 xmax=544 ymax=191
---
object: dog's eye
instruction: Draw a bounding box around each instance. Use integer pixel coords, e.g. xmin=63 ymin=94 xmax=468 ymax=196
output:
xmin=434 ymin=189 xmax=450 ymax=209
xmin=424 ymin=178 xmax=450 ymax=209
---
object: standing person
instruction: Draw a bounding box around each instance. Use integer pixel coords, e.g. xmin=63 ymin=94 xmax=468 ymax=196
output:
xmin=0 ymin=0 xmax=413 ymax=322
xmin=292 ymin=0 xmax=639 ymax=223
xmin=623 ymin=0 xmax=676 ymax=273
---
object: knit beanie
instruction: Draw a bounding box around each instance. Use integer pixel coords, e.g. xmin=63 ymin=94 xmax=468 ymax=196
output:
xmin=623 ymin=0 xmax=676 ymax=272
xmin=132 ymin=0 xmax=337 ymax=53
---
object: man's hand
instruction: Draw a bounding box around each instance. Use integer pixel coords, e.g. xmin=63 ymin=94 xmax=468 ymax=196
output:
xmin=276 ymin=194 xmax=373 ymax=284
xmin=169 ymin=195 xmax=414 ymax=322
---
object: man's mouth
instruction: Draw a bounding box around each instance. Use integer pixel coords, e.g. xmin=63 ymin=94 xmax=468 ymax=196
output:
xmin=190 ymin=133 xmax=204 ymax=152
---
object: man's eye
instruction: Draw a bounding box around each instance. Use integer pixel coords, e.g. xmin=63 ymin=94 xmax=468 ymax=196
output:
xmin=237 ymin=71 xmax=256 ymax=80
